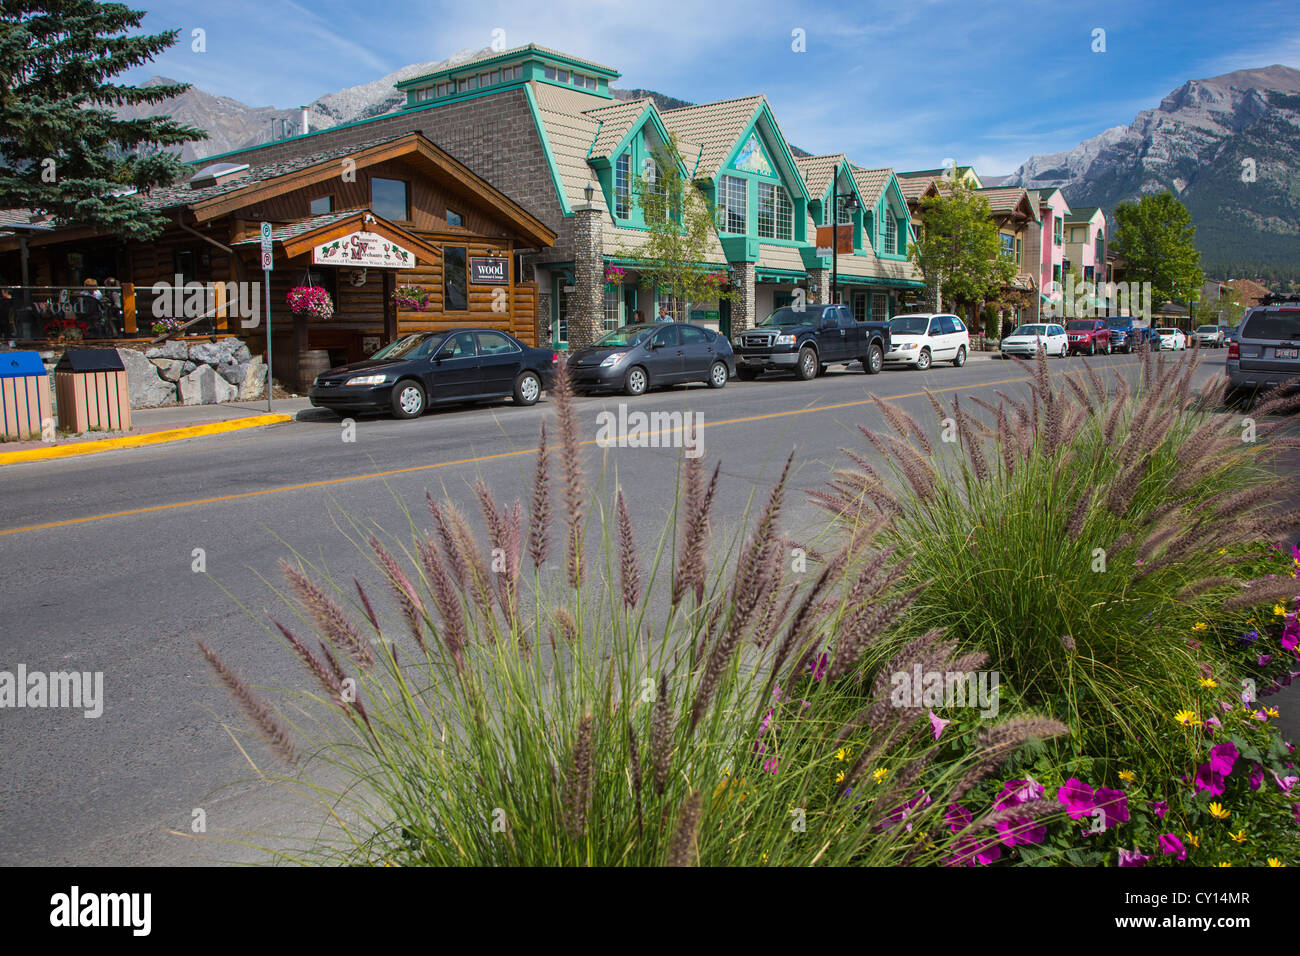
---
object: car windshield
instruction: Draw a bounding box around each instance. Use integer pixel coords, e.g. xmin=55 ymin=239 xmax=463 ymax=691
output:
xmin=1065 ymin=321 xmax=1094 ymax=331
xmin=890 ymin=316 xmax=930 ymax=335
xmin=1156 ymin=329 xmax=1177 ymax=335
xmin=1011 ymin=325 xmax=1048 ymax=336
xmin=371 ymin=332 xmax=445 ymax=360
xmin=1106 ymin=318 xmax=1134 ymax=328
xmin=1196 ymin=326 xmax=1219 ymax=333
xmin=594 ymin=326 xmax=653 ymax=347
xmin=1241 ymin=311 xmax=1300 ymax=340
xmin=757 ymin=307 xmax=816 ymax=328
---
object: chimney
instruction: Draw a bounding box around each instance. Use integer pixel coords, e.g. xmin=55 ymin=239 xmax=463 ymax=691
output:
xmin=300 ymin=106 xmax=309 ymax=135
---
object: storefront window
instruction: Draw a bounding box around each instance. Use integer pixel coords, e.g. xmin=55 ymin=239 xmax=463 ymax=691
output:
xmin=719 ymin=175 xmax=746 ymax=234
xmin=615 ymin=153 xmax=630 ymax=220
xmin=758 ymin=183 xmax=792 ymax=240
xmin=371 ymin=178 xmax=408 ymax=221
xmin=853 ymin=293 xmax=866 ymax=322
xmin=556 ymin=283 xmax=570 ymax=344
xmin=872 ymin=292 xmax=887 ymax=322
xmin=1000 ymin=233 xmax=1015 ymax=260
xmin=603 ymin=285 xmax=621 ymax=332
xmin=444 ymin=246 xmax=468 ymax=311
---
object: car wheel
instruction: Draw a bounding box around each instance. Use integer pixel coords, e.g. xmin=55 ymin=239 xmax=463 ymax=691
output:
xmin=736 ymin=366 xmax=760 ymax=381
xmin=1088 ymin=341 xmax=1096 ymax=356
xmin=1060 ymin=343 xmax=1069 ymax=358
xmin=513 ymin=370 xmax=542 ymax=406
xmin=862 ymin=343 xmax=883 ymax=375
xmin=1104 ymin=339 xmax=1112 ymax=355
xmin=624 ymin=365 xmax=649 ymax=396
xmin=952 ymin=345 xmax=966 ymax=367
xmin=916 ymin=348 xmax=932 ymax=371
xmin=707 ymin=360 xmax=728 ymax=389
xmin=818 ymin=363 xmax=828 ymax=376
xmin=795 ymin=347 xmax=818 ymax=380
xmin=391 ymin=380 xmax=425 ymax=420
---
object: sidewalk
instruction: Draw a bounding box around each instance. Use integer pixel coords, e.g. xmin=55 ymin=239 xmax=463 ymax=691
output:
xmin=0 ymin=398 xmax=313 ymax=466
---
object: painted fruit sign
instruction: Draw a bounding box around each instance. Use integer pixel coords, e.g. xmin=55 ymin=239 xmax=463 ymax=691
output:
xmin=314 ymin=231 xmax=414 ymax=267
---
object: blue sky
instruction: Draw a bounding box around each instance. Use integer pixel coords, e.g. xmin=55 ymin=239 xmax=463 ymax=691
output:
xmin=123 ymin=0 xmax=1300 ymax=175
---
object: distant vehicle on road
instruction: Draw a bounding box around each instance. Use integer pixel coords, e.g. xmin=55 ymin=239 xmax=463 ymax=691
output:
xmin=884 ymin=313 xmax=971 ymax=370
xmin=1226 ymin=295 xmax=1300 ymax=401
xmin=1066 ymin=318 xmax=1112 ymax=355
xmin=1000 ymin=323 xmax=1067 ymax=358
xmin=732 ymin=304 xmax=890 ymax=380
xmin=1194 ymin=325 xmax=1226 ymax=348
xmin=308 ymin=329 xmax=558 ymax=419
xmin=568 ymin=322 xmax=734 ymax=395
xmin=1105 ymin=316 xmax=1158 ymax=353
xmin=1154 ymin=328 xmax=1187 ymax=351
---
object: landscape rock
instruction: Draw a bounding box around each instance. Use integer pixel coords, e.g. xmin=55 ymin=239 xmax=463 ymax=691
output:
xmin=237 ymin=362 xmax=267 ymax=400
xmin=149 ymin=358 xmax=188 ymax=383
xmin=116 ymin=348 xmax=177 ymax=408
xmin=232 ymin=343 xmax=251 ymax=363
xmin=188 ymin=339 xmax=240 ymax=366
xmin=178 ymin=363 xmax=237 ymax=405
xmin=145 ymin=340 xmax=189 ymax=361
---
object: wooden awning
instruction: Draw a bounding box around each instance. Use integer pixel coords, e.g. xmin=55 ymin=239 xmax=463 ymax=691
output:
xmin=234 ymin=209 xmax=443 ymax=267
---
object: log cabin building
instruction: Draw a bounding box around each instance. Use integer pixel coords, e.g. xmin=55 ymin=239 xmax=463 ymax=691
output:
xmin=0 ymin=131 xmax=555 ymax=390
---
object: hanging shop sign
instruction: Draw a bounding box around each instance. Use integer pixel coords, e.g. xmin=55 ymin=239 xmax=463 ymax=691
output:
xmin=469 ymin=256 xmax=509 ymax=285
xmin=313 ymin=231 xmax=414 ymax=268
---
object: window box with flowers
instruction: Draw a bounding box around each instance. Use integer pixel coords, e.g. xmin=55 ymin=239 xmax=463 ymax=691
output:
xmin=286 ymin=285 xmax=335 ymax=320
xmin=44 ymin=316 xmax=90 ymax=343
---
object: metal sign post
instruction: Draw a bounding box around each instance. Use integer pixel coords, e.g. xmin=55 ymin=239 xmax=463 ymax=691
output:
xmin=260 ymin=222 xmax=274 ymax=412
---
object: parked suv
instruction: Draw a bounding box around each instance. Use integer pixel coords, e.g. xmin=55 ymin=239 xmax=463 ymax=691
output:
xmin=1066 ymin=318 xmax=1112 ymax=355
xmin=732 ymin=304 xmax=890 ymax=380
xmin=884 ymin=313 xmax=971 ymax=369
xmin=1226 ymin=296 xmax=1300 ymax=401
xmin=1194 ymin=325 xmax=1226 ymax=348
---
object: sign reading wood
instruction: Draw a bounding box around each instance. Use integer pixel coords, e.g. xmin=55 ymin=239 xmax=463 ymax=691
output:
xmin=313 ymin=231 xmax=415 ymax=268
xmin=815 ymin=224 xmax=854 ymax=257
xmin=469 ymin=256 xmax=509 ymax=285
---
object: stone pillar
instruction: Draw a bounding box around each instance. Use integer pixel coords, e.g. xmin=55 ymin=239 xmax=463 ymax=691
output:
xmin=807 ymin=268 xmax=831 ymax=304
xmin=729 ymin=261 xmax=757 ymax=333
xmin=569 ymin=204 xmax=604 ymax=349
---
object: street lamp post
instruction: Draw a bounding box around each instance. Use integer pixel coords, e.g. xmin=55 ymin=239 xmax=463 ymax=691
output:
xmin=831 ymin=178 xmax=858 ymax=306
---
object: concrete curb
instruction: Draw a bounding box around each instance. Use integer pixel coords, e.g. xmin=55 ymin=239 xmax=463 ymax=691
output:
xmin=0 ymin=414 xmax=294 ymax=466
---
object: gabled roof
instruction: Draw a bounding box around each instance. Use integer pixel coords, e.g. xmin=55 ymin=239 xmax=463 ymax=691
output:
xmin=794 ymin=154 xmax=847 ymax=198
xmin=231 ymin=208 xmax=445 ymax=262
xmin=1064 ymin=205 xmax=1103 ymax=223
xmin=530 ymin=82 xmax=610 ymax=209
xmin=975 ymin=186 xmax=1040 ymax=221
xmin=849 ymin=167 xmax=892 ymax=208
xmin=659 ymin=95 xmax=766 ymax=181
xmin=585 ymin=97 xmax=656 ymax=157
xmin=898 ymin=174 xmax=938 ymax=203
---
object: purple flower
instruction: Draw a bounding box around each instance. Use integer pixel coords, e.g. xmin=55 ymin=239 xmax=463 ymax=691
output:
xmin=806 ymin=653 xmax=828 ymax=681
xmin=1240 ymin=630 xmax=1260 ymax=645
xmin=1273 ymin=770 xmax=1298 ymax=793
xmin=1259 ymin=654 xmax=1274 ymax=666
xmin=1093 ymin=788 xmax=1130 ymax=829
xmin=1158 ymin=833 xmax=1187 ymax=861
xmin=948 ymin=837 xmax=1002 ymax=866
xmin=1057 ymin=778 xmax=1096 ymax=820
xmin=994 ymin=778 xmax=1045 ymax=810
xmin=1209 ymin=742 xmax=1239 ymax=776
xmin=1150 ymin=800 xmax=1169 ymax=819
xmin=1195 ymin=763 xmax=1227 ymax=796
xmin=1249 ymin=762 xmax=1265 ymax=791
xmin=929 ymin=710 xmax=951 ymax=741
xmin=944 ymin=803 xmax=973 ymax=834
xmin=883 ymin=788 xmax=930 ymax=832
xmin=762 ymin=757 xmax=780 ymax=774
xmin=1205 ymin=716 xmax=1222 ymax=733
xmin=995 ymin=815 xmax=1048 ymax=847
xmin=1118 ymin=846 xmax=1151 ymax=867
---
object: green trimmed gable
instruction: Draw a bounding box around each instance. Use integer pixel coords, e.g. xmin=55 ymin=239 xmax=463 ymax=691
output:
xmin=710 ymin=106 xmax=810 ymax=246
xmin=589 ymin=107 xmax=686 ymax=229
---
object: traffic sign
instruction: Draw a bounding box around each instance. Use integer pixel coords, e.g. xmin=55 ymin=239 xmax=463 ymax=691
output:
xmin=260 ymin=221 xmax=273 ymax=269
xmin=261 ymin=249 xmax=273 ymax=271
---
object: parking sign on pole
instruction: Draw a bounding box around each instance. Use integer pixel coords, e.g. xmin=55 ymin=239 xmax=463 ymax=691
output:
xmin=261 ymin=222 xmax=273 ymax=412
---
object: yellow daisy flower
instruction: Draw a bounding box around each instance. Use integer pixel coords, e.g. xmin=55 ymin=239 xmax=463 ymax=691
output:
xmin=1174 ymin=709 xmax=1198 ymax=726
xmin=1275 ymin=603 xmax=1288 ymax=617
xmin=1185 ymin=832 xmax=1200 ymax=849
xmin=1217 ymin=861 xmax=1232 ymax=867
xmin=1200 ymin=677 xmax=1219 ymax=689
xmin=1118 ymin=770 xmax=1136 ymax=784
xmin=1193 ymin=621 xmax=1209 ymax=631
xmin=1230 ymin=830 xmax=1248 ymax=843
xmin=1209 ymin=802 xmax=1230 ymax=820
xmin=835 ymin=747 xmax=850 ymax=761
xmin=1268 ymin=858 xmax=1286 ymax=867
xmin=1265 ymin=707 xmax=1280 ymax=719
xmin=872 ymin=767 xmax=889 ymax=784
xmin=835 ymin=771 xmax=845 ymax=784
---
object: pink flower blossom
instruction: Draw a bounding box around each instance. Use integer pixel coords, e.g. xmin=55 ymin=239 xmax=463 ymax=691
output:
xmin=929 ymin=710 xmax=951 ymax=740
xmin=1056 ymin=778 xmax=1096 ymax=819
xmin=1118 ymin=847 xmax=1151 ymax=867
xmin=1158 ymin=833 xmax=1187 ymax=861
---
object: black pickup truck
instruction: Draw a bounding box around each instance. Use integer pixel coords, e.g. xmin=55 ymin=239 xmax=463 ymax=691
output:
xmin=1105 ymin=315 xmax=1159 ymax=353
xmin=731 ymin=304 xmax=891 ymax=380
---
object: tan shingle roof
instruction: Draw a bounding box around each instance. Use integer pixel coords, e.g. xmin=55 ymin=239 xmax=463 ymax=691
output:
xmin=586 ymin=98 xmax=654 ymax=157
xmin=850 ymin=167 xmax=891 ymax=207
xmin=975 ymin=186 xmax=1036 ymax=217
xmin=531 ymin=82 xmax=607 ymax=209
xmin=794 ymin=154 xmax=846 ymax=198
xmin=898 ymin=175 xmax=938 ymax=203
xmin=660 ymin=95 xmax=765 ymax=180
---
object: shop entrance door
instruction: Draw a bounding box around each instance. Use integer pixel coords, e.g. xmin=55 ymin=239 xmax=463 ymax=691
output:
xmin=719 ymin=298 xmax=731 ymax=337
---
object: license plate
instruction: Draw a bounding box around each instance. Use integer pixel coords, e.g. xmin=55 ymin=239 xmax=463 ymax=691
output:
xmin=1276 ymin=347 xmax=1298 ymax=359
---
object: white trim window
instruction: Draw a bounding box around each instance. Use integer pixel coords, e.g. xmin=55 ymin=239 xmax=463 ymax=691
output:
xmin=836 ymin=189 xmax=853 ymax=225
xmin=884 ymin=215 xmax=897 ymax=255
xmin=615 ymin=153 xmax=631 ymax=220
xmin=872 ymin=292 xmax=887 ymax=321
xmin=758 ymin=183 xmax=792 ymax=240
xmin=603 ymin=285 xmax=621 ymax=332
xmin=719 ymin=175 xmax=747 ymax=234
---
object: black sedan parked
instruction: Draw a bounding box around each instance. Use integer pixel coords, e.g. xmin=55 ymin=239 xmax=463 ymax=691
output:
xmin=566 ymin=322 xmax=735 ymax=395
xmin=308 ymin=329 xmax=558 ymax=419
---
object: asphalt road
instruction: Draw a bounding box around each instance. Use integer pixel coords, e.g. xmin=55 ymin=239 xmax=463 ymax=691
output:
xmin=0 ymin=349 xmax=1278 ymax=865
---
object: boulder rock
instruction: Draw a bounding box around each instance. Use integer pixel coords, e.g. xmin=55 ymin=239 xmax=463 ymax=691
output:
xmin=178 ymin=363 xmax=238 ymax=405
xmin=188 ymin=339 xmax=240 ymax=366
xmin=182 ymin=360 xmax=197 ymax=375
xmin=149 ymin=358 xmax=188 ymax=383
xmin=237 ymin=362 xmax=267 ymax=400
xmin=116 ymin=348 xmax=177 ymax=408
xmin=145 ymin=340 xmax=189 ymax=361
xmin=232 ymin=342 xmax=251 ymax=364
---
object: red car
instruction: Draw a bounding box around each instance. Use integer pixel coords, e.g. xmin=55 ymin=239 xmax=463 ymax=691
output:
xmin=1066 ymin=319 xmax=1112 ymax=356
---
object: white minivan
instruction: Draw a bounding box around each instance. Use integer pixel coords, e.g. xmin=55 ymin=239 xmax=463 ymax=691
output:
xmin=884 ymin=313 xmax=971 ymax=370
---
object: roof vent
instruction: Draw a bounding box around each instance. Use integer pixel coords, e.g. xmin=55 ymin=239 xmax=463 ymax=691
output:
xmin=189 ymin=162 xmax=251 ymax=189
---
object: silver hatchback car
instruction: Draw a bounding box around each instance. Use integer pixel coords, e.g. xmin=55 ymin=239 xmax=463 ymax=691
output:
xmin=1226 ymin=296 xmax=1300 ymax=399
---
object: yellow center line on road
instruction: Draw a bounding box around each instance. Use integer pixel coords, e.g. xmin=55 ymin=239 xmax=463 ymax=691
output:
xmin=0 ymin=361 xmax=1137 ymax=537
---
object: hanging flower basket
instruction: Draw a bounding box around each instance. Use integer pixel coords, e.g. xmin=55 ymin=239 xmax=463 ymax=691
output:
xmin=604 ymin=265 xmax=626 ymax=288
xmin=393 ymin=285 xmax=433 ymax=311
xmin=286 ymin=285 xmax=334 ymax=320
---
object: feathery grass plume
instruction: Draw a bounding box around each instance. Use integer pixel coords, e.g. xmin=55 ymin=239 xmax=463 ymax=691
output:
xmin=994 ymin=400 xmax=1017 ymax=477
xmin=951 ymin=396 xmax=990 ymax=482
xmin=827 ymin=583 xmax=927 ymax=682
xmin=689 ymin=612 xmax=747 ymax=733
xmin=1101 ymin=377 xmax=1130 ymax=447
xmin=730 ymin=453 xmax=794 ymax=622
xmin=527 ymin=422 xmax=551 ymax=570
xmin=272 ymin=618 xmax=371 ymax=730
xmin=426 ymin=495 xmax=468 ymax=589
xmin=950 ymin=717 xmax=1068 ymax=803
xmin=672 ymin=458 xmax=721 ymax=606
xmin=552 ymin=359 xmax=585 ymax=589
xmin=430 ymin=499 xmax=494 ymax=622
xmin=1140 ymin=342 xmax=1155 ymax=393
xmin=279 ymin=560 xmax=376 ymax=669
xmin=551 ymin=606 xmax=577 ymax=647
xmin=1083 ymin=360 xmax=1106 ymax=408
xmin=650 ymin=674 xmax=672 ymax=796
xmin=353 ymin=578 xmax=380 ymax=634
xmin=475 ymin=480 xmax=523 ymax=625
xmin=561 ymin=714 xmax=594 ymax=839
xmin=764 ymin=560 xmax=837 ymax=699
xmin=874 ymin=394 xmax=933 ymax=456
xmin=369 ymin=537 xmax=428 ymax=653
xmin=857 ymin=427 xmax=937 ymax=501
xmin=1064 ymin=374 xmax=1094 ymax=414
xmin=666 ymin=791 xmax=703 ymax=867
xmin=1065 ymin=487 xmax=1093 ymax=543
xmin=615 ymin=489 xmax=642 ymax=609
xmin=1060 ymin=633 xmax=1077 ymax=652
xmin=1224 ymin=578 xmax=1300 ymax=611
xmin=1175 ymin=576 xmax=1238 ymax=602
xmin=958 ymin=798 xmax=1057 ymax=854
xmin=1252 ymin=380 xmax=1300 ymax=418
xmin=417 ymin=540 xmax=467 ymax=669
xmin=196 ymin=639 xmax=297 ymax=766
xmin=627 ymin=721 xmax=644 ymax=838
